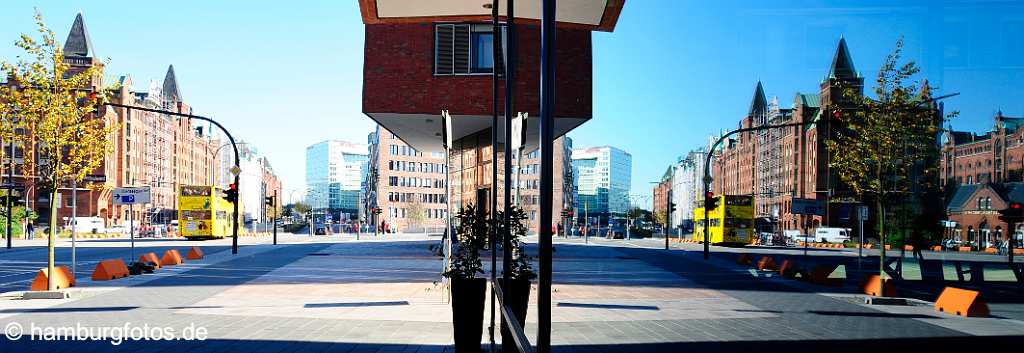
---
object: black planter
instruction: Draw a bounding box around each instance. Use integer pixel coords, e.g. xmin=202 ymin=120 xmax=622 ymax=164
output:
xmin=451 ymin=277 xmax=487 ymax=353
xmin=500 ymin=278 xmax=531 ymax=352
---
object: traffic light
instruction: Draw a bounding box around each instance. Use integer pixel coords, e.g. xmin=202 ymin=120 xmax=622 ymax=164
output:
xmin=705 ymin=192 xmax=720 ymax=211
xmin=265 ymin=196 xmax=275 ymax=206
xmin=668 ymin=202 xmax=677 ymax=214
xmin=999 ymin=202 xmax=1024 ymax=223
xmin=373 ymin=207 xmax=382 ymax=215
xmin=223 ymin=183 xmax=238 ymax=203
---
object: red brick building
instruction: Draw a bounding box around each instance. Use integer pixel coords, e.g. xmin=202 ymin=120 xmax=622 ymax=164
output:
xmin=711 ymin=38 xmax=867 ymax=236
xmin=940 ymin=111 xmax=1024 ymax=186
xmin=358 ymin=1 xmax=623 ymax=232
xmin=7 ymin=14 xmax=223 ymax=230
xmin=945 ymin=183 xmax=1024 ymax=249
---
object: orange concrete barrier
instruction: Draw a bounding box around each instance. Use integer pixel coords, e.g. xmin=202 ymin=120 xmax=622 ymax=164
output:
xmin=30 ymin=265 xmax=74 ymax=291
xmin=931 ymin=245 xmax=942 ymax=251
xmin=778 ymin=259 xmax=798 ymax=277
xmin=139 ymin=253 xmax=162 ymax=269
xmin=958 ymin=246 xmax=972 ymax=252
xmin=91 ymin=259 xmax=130 ymax=281
xmin=934 ymin=287 xmax=989 ymax=317
xmin=864 ymin=244 xmax=873 ymax=249
xmin=809 ymin=264 xmax=842 ymax=286
xmin=904 ymin=245 xmax=914 ymax=251
xmin=186 ymin=247 xmax=204 ymax=260
xmin=984 ymin=248 xmax=997 ymax=254
xmin=756 ymin=256 xmax=777 ymax=271
xmin=160 ymin=249 xmax=184 ymax=266
xmin=736 ymin=254 xmax=752 ymax=266
xmin=884 ymin=244 xmax=892 ymax=251
xmin=861 ymin=274 xmax=897 ymax=297
xmin=1015 ymin=248 xmax=1024 ymax=255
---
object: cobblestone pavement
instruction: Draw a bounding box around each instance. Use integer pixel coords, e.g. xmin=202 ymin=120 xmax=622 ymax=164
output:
xmin=0 ymin=234 xmax=1020 ymax=352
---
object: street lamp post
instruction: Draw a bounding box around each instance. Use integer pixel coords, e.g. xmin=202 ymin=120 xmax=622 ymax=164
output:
xmin=105 ymin=102 xmax=242 ymax=255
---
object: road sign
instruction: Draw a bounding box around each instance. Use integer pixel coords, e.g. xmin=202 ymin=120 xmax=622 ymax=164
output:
xmin=859 ymin=205 xmax=869 ymax=219
xmin=791 ymin=198 xmax=825 ymax=216
xmin=82 ymin=175 xmax=106 ymax=183
xmin=511 ymin=112 xmax=528 ymax=151
xmin=112 ymin=187 xmax=151 ymax=205
xmin=230 ymin=166 xmax=241 ymax=176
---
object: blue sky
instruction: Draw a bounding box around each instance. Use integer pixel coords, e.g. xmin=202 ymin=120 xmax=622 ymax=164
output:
xmin=2 ymin=1 xmax=1023 ymax=204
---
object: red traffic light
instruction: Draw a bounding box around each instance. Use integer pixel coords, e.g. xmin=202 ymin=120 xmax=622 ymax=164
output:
xmin=705 ymin=192 xmax=714 ymax=198
xmin=1012 ymin=202 xmax=1022 ymax=209
xmin=228 ymin=183 xmax=237 ymax=190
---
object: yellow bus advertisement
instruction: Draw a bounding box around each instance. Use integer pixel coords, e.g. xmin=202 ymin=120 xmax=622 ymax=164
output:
xmin=693 ymin=195 xmax=754 ymax=245
xmin=178 ymin=185 xmax=233 ymax=239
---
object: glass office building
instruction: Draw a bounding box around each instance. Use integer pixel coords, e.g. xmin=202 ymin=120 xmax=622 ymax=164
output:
xmin=572 ymin=146 xmax=632 ymax=224
xmin=305 ymin=140 xmax=369 ymax=221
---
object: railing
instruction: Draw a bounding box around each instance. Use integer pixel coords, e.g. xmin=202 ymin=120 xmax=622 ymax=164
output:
xmin=491 ymin=278 xmax=534 ymax=353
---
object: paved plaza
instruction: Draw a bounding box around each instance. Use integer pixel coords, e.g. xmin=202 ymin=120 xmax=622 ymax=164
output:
xmin=0 ymin=233 xmax=1021 ymax=352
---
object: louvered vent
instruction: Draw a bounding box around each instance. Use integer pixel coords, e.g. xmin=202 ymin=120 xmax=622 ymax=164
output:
xmin=453 ymin=24 xmax=471 ymax=74
xmin=435 ymin=24 xmax=454 ymax=75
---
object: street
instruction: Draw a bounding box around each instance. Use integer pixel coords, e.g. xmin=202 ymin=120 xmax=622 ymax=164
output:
xmin=1 ymin=234 xmax=1021 ymax=352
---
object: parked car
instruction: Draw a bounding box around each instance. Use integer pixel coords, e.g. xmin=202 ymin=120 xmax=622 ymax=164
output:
xmin=942 ymin=238 xmax=963 ymax=250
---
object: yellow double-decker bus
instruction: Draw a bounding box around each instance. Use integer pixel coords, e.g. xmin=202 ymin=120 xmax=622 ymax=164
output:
xmin=693 ymin=195 xmax=754 ymax=245
xmin=178 ymin=185 xmax=234 ymax=240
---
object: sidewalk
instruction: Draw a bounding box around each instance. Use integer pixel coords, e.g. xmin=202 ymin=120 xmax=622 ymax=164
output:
xmin=1 ymin=235 xmax=1021 ymax=352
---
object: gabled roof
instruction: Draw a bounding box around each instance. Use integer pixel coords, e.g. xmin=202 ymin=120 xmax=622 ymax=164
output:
xmin=63 ymin=13 xmax=94 ymax=58
xmin=162 ymin=65 xmax=181 ymax=103
xmin=797 ymin=93 xmax=820 ymax=109
xmin=748 ymin=81 xmax=767 ymax=117
xmin=946 ymin=184 xmax=984 ymax=212
xmin=948 ymin=182 xmax=1024 ymax=212
xmin=828 ymin=37 xmax=857 ymax=80
xmin=947 ymin=131 xmax=976 ymax=145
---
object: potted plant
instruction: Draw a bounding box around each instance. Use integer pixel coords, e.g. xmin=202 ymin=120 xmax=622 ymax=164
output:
xmin=442 ymin=205 xmax=488 ymax=353
xmin=498 ymin=206 xmax=536 ymax=352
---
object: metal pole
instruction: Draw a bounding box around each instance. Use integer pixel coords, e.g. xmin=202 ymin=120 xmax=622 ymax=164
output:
xmin=502 ymin=0 xmax=517 ymax=346
xmin=71 ymin=178 xmax=77 ymax=277
xmin=859 ymin=206 xmax=864 ymax=276
xmin=488 ymin=1 xmax=499 ymax=350
xmin=273 ymin=191 xmax=278 ymax=245
xmin=5 ymin=115 xmax=12 ymax=249
xmin=665 ymin=189 xmax=671 ymax=250
xmin=130 ymin=203 xmax=135 ymax=262
xmin=538 ymin=0 xmax=555 ymax=350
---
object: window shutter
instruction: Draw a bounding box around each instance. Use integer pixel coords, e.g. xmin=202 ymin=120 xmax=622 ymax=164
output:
xmin=435 ymin=24 xmax=454 ymax=75
xmin=453 ymin=24 xmax=471 ymax=74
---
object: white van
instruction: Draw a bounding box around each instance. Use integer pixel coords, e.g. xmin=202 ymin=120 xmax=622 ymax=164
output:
xmin=70 ymin=217 xmax=106 ymax=234
xmin=815 ymin=227 xmax=851 ymax=243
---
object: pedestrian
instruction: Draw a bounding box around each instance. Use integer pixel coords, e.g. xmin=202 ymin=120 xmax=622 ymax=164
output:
xmin=26 ymin=222 xmax=34 ymax=240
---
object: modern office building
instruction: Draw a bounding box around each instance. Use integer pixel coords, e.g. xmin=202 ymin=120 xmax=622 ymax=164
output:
xmin=305 ymin=140 xmax=368 ymax=222
xmin=572 ymin=146 xmax=632 ymax=225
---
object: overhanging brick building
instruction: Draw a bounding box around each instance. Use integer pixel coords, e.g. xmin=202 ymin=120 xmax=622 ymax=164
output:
xmin=358 ymin=1 xmax=623 ymax=232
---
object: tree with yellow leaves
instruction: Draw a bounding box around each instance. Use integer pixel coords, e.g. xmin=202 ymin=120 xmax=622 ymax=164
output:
xmin=826 ymin=38 xmax=955 ymax=292
xmin=1 ymin=11 xmax=115 ymax=291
